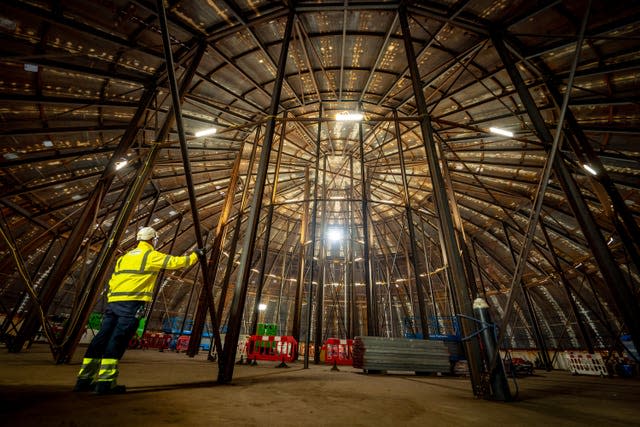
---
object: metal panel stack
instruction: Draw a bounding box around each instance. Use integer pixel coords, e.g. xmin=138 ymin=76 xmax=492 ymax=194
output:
xmin=353 ymin=336 xmax=452 ymax=374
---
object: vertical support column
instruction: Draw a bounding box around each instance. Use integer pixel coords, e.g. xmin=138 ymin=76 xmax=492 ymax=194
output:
xmin=394 ymin=110 xmax=430 ymax=339
xmin=250 ymin=114 xmax=288 ymax=335
xmin=304 ymin=109 xmax=324 ymax=368
xmin=292 ymin=166 xmax=310 ymax=355
xmin=359 ymin=121 xmax=378 ymax=336
xmin=493 ymin=28 xmax=640 ymax=354
xmin=313 ymin=155 xmax=328 ymax=363
xmin=218 ymin=7 xmax=295 ymax=383
xmin=346 ymin=155 xmax=356 ymax=338
xmin=399 ymin=3 xmax=484 ymax=396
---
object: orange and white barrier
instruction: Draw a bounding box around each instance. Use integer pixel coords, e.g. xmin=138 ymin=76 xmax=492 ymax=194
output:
xmin=564 ymin=351 xmax=607 ymax=376
xmin=245 ymin=335 xmax=297 ymax=363
xmin=324 ymin=338 xmax=353 ymax=366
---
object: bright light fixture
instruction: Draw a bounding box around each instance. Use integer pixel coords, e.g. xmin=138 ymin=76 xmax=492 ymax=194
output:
xmin=114 ymin=158 xmax=128 ymax=170
xmin=258 ymin=303 xmax=267 ymax=311
xmin=583 ymin=163 xmax=597 ymax=176
xmin=195 ymin=127 xmax=217 ymax=137
xmin=327 ymin=228 xmax=343 ymax=241
xmin=336 ymin=112 xmax=363 ymax=122
xmin=489 ymin=127 xmax=514 ymax=137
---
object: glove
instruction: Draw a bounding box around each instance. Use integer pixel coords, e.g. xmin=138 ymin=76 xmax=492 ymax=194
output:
xmin=194 ymin=247 xmax=206 ymax=258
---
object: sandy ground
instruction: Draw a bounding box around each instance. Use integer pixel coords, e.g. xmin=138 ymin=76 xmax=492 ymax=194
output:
xmin=1 ymin=343 xmax=639 ymax=426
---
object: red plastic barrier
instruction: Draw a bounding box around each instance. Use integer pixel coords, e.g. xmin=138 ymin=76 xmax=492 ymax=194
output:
xmin=246 ymin=335 xmax=298 ymax=363
xmin=324 ymin=338 xmax=353 ymax=366
xmin=176 ymin=335 xmax=190 ymax=352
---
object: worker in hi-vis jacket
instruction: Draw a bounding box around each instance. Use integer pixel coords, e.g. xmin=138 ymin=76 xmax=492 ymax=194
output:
xmin=73 ymin=226 xmax=205 ymax=395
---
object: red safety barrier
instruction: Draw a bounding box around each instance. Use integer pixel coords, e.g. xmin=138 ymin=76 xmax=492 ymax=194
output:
xmin=246 ymin=335 xmax=298 ymax=363
xmin=176 ymin=335 xmax=190 ymax=352
xmin=323 ymin=338 xmax=353 ymax=366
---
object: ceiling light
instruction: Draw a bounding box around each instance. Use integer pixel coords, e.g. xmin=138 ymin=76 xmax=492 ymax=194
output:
xmin=336 ymin=112 xmax=363 ymax=122
xmin=195 ymin=127 xmax=217 ymax=137
xmin=583 ymin=163 xmax=597 ymax=176
xmin=114 ymin=158 xmax=128 ymax=170
xmin=489 ymin=127 xmax=514 ymax=137
xmin=258 ymin=303 xmax=267 ymax=311
xmin=42 ymin=140 xmax=53 ymax=147
xmin=327 ymin=227 xmax=343 ymax=241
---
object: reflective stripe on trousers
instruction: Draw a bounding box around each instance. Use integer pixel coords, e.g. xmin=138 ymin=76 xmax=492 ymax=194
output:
xmin=96 ymin=358 xmax=119 ymax=383
xmin=77 ymin=357 xmax=101 ymax=380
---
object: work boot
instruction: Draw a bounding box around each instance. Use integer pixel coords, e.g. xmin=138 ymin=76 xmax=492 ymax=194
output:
xmin=94 ymin=382 xmax=126 ymax=395
xmin=72 ymin=378 xmax=95 ymax=392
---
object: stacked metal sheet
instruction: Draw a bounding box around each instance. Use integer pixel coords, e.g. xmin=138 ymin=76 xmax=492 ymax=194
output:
xmin=352 ymin=336 xmax=452 ymax=374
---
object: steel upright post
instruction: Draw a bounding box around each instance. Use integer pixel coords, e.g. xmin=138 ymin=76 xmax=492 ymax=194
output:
xmin=399 ymin=3 xmax=484 ymax=396
xmin=313 ymin=155 xmax=328 ymax=363
xmin=218 ymin=7 xmax=295 ymax=383
xmin=304 ymin=108 xmax=323 ymax=368
xmin=250 ymin=114 xmax=287 ymax=335
xmin=394 ymin=110 xmax=430 ymax=339
xmin=359 ymin=121 xmax=378 ymax=336
xmin=292 ymin=166 xmax=310 ymax=357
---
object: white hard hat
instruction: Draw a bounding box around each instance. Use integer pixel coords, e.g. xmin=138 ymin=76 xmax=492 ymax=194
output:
xmin=136 ymin=226 xmax=157 ymax=241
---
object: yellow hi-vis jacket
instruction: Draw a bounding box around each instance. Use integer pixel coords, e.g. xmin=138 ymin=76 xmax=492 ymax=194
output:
xmin=107 ymin=241 xmax=198 ymax=303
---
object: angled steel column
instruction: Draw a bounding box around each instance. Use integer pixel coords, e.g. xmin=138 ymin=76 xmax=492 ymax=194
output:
xmin=526 ymin=51 xmax=640 ymax=273
xmin=399 ymin=2 xmax=484 ymax=396
xmin=9 ymin=84 xmax=159 ymax=353
xmin=359 ymin=121 xmax=378 ymax=336
xmin=394 ymin=110 xmax=429 ymax=338
xmin=304 ymin=109 xmax=323 ymax=368
xmin=157 ymin=4 xmax=223 ymax=360
xmin=215 ymin=127 xmax=262 ymax=326
xmin=218 ymin=7 xmax=294 ymax=383
xmin=187 ymin=138 xmax=247 ymax=356
xmin=539 ymin=219 xmax=594 ymax=353
xmin=493 ymin=25 xmax=640 ymax=354
xmin=502 ymin=223 xmax=552 ymax=370
xmin=313 ymin=155 xmax=328 ymax=363
xmin=51 ymin=42 xmax=207 ymax=363
xmin=292 ymin=166 xmax=310 ymax=356
xmin=250 ymin=114 xmax=287 ymax=335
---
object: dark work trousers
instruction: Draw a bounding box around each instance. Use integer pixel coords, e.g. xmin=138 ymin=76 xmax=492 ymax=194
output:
xmin=84 ymin=301 xmax=145 ymax=360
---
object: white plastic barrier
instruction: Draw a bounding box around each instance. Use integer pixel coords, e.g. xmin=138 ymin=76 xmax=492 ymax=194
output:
xmin=564 ymin=351 xmax=607 ymax=376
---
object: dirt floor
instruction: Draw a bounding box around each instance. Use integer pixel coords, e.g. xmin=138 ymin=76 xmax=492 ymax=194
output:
xmin=1 ymin=343 xmax=639 ymax=426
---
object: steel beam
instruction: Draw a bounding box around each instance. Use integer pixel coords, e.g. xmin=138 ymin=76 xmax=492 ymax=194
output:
xmin=250 ymin=116 xmax=287 ymax=335
xmin=304 ymin=108 xmax=323 ymax=368
xmin=291 ymin=165 xmax=310 ymax=357
xmin=217 ymin=8 xmax=295 ymax=383
xmin=399 ymin=2 xmax=484 ymax=397
xmin=47 ymin=39 xmax=206 ymax=363
xmin=393 ymin=110 xmax=430 ymax=338
xmin=493 ymin=22 xmax=640 ymax=355
xmin=313 ymin=155 xmax=328 ymax=363
xmin=359 ymin=120 xmax=378 ymax=336
xmin=502 ymin=223 xmax=552 ymax=370
xmin=187 ymin=137 xmax=247 ymax=356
